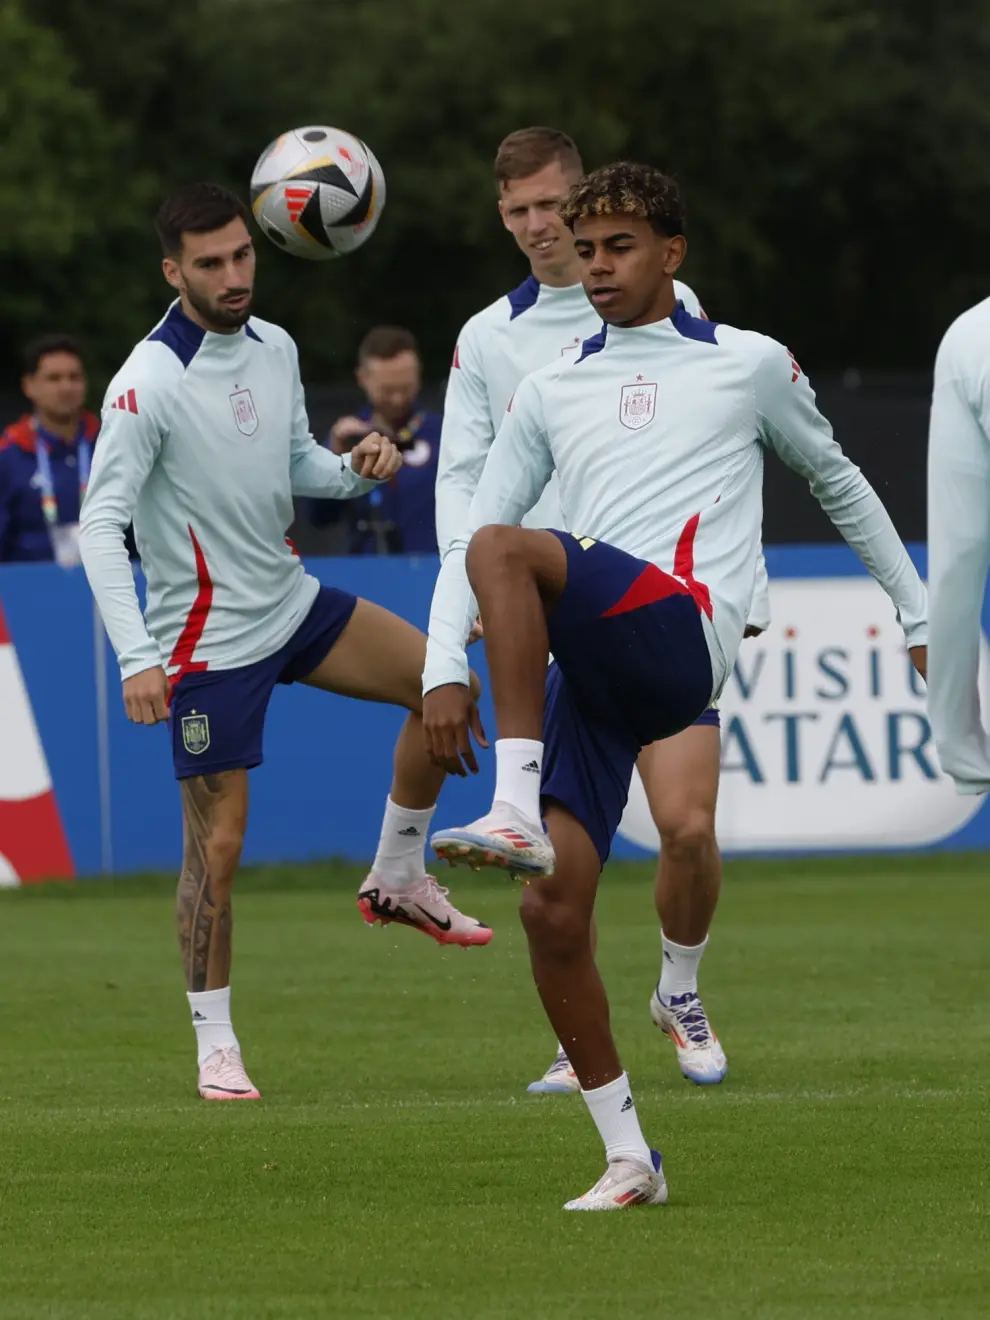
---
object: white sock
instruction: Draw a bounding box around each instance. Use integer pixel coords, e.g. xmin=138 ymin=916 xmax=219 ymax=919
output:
xmin=188 ymin=986 xmax=239 ymax=1066
xmin=371 ymin=797 xmax=435 ymax=885
xmin=493 ymin=738 xmax=543 ymax=822
xmin=658 ymin=931 xmax=708 ymax=998
xmin=582 ymin=1071 xmax=652 ymax=1166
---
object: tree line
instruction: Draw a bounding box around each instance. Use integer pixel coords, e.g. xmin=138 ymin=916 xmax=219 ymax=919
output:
xmin=2 ymin=0 xmax=989 ymax=393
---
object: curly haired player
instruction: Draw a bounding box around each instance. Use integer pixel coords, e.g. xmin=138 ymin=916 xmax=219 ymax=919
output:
xmin=437 ymin=127 xmax=742 ymax=1096
xmin=423 ymin=162 xmax=927 ymax=1209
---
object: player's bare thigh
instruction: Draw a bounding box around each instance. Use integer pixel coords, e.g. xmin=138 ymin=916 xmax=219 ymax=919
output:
xmin=637 ymin=722 xmax=720 ymax=835
xmin=297 ymin=597 xmax=479 ymax=711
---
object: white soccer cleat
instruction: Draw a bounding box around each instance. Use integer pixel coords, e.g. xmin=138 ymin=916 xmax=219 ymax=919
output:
xmin=650 ymin=988 xmax=728 ymax=1085
xmin=527 ymin=1048 xmax=580 ymax=1094
xmin=197 ymin=1046 xmax=261 ymax=1101
xmin=563 ymin=1150 xmax=668 ymax=1211
xmin=431 ymin=802 xmax=555 ymax=879
xmin=356 ymin=872 xmax=492 ymax=947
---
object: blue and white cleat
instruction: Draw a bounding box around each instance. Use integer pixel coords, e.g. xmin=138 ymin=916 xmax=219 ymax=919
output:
xmin=527 ymin=1048 xmax=580 ymax=1094
xmin=650 ymin=988 xmax=728 ymax=1085
xmin=563 ymin=1150 xmax=668 ymax=1211
xmin=431 ymin=803 xmax=555 ymax=879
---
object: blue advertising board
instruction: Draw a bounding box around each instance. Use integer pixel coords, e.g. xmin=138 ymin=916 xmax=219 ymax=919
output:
xmin=1 ymin=547 xmax=987 ymax=881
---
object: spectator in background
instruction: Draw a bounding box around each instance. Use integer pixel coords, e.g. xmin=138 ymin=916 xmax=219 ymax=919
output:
xmin=0 ymin=335 xmax=98 ymax=567
xmin=313 ymin=326 xmax=441 ymax=554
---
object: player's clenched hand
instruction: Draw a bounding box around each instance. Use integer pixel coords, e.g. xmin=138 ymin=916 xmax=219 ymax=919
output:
xmin=467 ymin=616 xmax=484 ymax=645
xmin=743 ymin=625 xmax=765 ymax=638
xmin=350 ymin=431 xmax=402 ymax=481
xmin=909 ymin=645 xmax=927 ymax=680
xmin=423 ymin=683 xmax=488 ymax=776
xmin=122 ymin=665 xmax=170 ymax=726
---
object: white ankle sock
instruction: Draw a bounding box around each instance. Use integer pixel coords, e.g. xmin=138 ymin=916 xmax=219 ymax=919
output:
xmin=493 ymin=738 xmax=543 ymax=822
xmin=658 ymin=931 xmax=708 ymax=998
xmin=188 ymin=986 xmax=239 ymax=1066
xmin=582 ymin=1071 xmax=652 ymax=1166
xmin=371 ymin=797 xmax=435 ymax=885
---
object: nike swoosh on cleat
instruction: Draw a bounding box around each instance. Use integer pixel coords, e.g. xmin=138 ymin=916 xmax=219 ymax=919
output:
xmin=359 ymin=888 xmax=413 ymax=923
xmin=414 ymin=904 xmax=453 ymax=931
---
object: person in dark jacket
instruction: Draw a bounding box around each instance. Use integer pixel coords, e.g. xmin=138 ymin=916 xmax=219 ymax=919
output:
xmin=0 ymin=334 xmax=99 ymax=566
xmin=314 ymin=326 xmax=441 ymax=555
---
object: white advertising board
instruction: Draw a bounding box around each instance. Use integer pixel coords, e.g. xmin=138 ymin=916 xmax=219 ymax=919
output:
xmin=618 ymin=578 xmax=988 ymax=852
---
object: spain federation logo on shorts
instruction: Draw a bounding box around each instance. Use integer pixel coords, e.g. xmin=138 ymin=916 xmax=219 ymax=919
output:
xmin=229 ymin=388 xmax=259 ymax=436
xmin=619 ymin=380 xmax=657 ymax=430
xmin=181 ymin=713 xmax=210 ymax=756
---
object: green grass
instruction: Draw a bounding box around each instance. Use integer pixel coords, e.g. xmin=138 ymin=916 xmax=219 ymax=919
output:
xmin=1 ymin=854 xmax=988 ymax=1319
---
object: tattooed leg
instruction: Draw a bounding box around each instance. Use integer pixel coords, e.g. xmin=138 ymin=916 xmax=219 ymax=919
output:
xmin=176 ymin=770 xmax=248 ymax=993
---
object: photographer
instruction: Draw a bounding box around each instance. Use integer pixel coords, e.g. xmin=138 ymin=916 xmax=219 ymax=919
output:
xmin=316 ymin=326 xmax=440 ymax=555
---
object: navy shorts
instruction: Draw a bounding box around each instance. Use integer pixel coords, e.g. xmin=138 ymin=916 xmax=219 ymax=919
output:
xmin=169 ymin=586 xmax=357 ymax=780
xmin=542 ymin=532 xmax=715 ymax=866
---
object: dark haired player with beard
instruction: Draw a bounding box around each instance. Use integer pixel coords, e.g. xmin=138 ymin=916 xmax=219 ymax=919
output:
xmin=80 ymin=183 xmax=490 ymax=1105
xmin=424 ymin=162 xmax=927 ymax=1208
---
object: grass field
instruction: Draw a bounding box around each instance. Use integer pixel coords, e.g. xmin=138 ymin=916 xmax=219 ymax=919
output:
xmin=1 ymin=854 xmax=988 ymax=1320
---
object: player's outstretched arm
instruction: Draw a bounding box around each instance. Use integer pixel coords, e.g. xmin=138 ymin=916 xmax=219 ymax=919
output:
xmin=435 ymin=322 xmax=495 ymax=560
xmin=754 ymin=341 xmax=927 ymax=667
xmin=79 ymin=376 xmax=167 ymax=686
xmin=927 ymin=339 xmax=990 ymax=791
xmin=424 ymin=376 xmax=554 ymax=695
xmin=283 ymin=336 xmax=387 ymax=499
xmin=422 ymin=378 xmax=553 ymax=773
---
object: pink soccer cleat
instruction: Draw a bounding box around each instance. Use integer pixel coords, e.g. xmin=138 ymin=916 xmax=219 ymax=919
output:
xmin=357 ymin=872 xmax=492 ymax=947
xmin=197 ymin=1046 xmax=261 ymax=1101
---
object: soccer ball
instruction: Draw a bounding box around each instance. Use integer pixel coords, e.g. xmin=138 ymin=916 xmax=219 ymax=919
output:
xmin=250 ymin=126 xmax=386 ymax=260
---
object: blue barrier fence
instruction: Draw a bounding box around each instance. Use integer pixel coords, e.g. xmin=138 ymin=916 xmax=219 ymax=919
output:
xmin=1 ymin=546 xmax=988 ymax=879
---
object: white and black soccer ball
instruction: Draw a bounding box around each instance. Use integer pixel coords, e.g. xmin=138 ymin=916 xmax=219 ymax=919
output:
xmin=250 ymin=126 xmax=386 ymax=260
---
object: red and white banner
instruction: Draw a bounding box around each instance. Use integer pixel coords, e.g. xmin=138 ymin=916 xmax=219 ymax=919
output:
xmin=0 ymin=603 xmax=74 ymax=885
